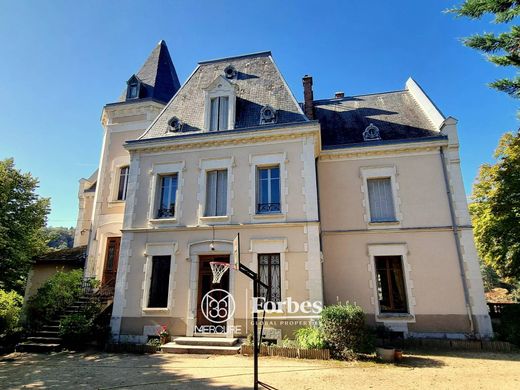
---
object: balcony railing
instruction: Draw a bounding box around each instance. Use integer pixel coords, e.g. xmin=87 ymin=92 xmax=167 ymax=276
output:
xmin=257 ymin=203 xmax=281 ymax=214
xmin=157 ymin=205 xmax=175 ymax=218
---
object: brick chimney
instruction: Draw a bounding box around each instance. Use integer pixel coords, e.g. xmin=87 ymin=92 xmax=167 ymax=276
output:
xmin=335 ymin=91 xmax=345 ymax=99
xmin=302 ymin=75 xmax=315 ymax=120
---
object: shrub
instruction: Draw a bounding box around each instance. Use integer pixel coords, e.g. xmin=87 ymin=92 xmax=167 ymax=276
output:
xmin=295 ymin=326 xmax=326 ymax=349
xmin=320 ymin=303 xmax=367 ymax=359
xmin=59 ymin=313 xmax=93 ymax=347
xmin=25 ymin=269 xmax=85 ymax=329
xmin=495 ymin=304 xmax=520 ymax=346
xmin=0 ymin=289 xmax=23 ymax=335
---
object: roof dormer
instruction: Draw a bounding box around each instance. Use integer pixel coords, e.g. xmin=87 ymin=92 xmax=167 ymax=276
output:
xmin=203 ymin=75 xmax=237 ymax=132
xmin=126 ymin=75 xmax=141 ymax=100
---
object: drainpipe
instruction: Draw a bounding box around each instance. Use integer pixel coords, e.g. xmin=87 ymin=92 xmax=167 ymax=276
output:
xmin=439 ymin=147 xmax=475 ymax=334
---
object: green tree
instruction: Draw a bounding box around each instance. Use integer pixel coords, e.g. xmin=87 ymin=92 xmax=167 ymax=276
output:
xmin=450 ymin=1 xmax=519 ymax=99
xmin=470 ymin=131 xmax=520 ymax=283
xmin=45 ymin=226 xmax=75 ymax=250
xmin=0 ymin=158 xmax=50 ymax=293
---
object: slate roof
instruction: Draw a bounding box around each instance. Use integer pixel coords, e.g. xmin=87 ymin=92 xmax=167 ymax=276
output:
xmin=118 ymin=40 xmax=181 ymax=104
xmin=139 ymin=51 xmax=307 ymax=140
xmin=314 ymin=90 xmax=441 ymax=149
xmin=34 ymin=246 xmax=87 ymax=265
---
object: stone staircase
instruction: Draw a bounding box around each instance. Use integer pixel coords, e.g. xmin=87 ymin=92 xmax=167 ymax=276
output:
xmin=162 ymin=336 xmax=242 ymax=355
xmin=17 ymin=291 xmax=113 ymax=353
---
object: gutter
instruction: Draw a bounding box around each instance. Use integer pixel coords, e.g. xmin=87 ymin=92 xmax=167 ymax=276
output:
xmin=439 ymin=146 xmax=475 ymax=334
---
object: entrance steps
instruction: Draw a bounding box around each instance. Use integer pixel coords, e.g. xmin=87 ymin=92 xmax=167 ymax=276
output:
xmin=162 ymin=337 xmax=242 ymax=355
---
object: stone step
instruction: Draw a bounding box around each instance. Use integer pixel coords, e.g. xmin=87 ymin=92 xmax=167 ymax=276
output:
xmin=27 ymin=336 xmax=62 ymax=344
xmin=16 ymin=342 xmax=61 ymax=353
xmin=35 ymin=330 xmax=60 ymax=338
xmin=173 ymin=337 xmax=239 ymax=347
xmin=161 ymin=342 xmax=241 ymax=355
xmin=42 ymin=325 xmax=60 ymax=332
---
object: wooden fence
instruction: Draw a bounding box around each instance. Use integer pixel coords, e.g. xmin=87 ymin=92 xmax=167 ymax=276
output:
xmin=402 ymin=338 xmax=514 ymax=352
xmin=241 ymin=345 xmax=330 ymax=360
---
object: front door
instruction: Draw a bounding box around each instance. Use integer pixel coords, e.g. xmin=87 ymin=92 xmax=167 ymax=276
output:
xmin=196 ymin=255 xmax=230 ymax=332
xmin=102 ymin=237 xmax=121 ymax=287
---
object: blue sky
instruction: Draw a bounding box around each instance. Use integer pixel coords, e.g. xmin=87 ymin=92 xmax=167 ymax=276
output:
xmin=0 ymin=0 xmax=518 ymax=227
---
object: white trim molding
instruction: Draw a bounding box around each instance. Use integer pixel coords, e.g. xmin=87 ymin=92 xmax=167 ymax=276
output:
xmin=198 ymin=157 xmax=234 ymax=224
xmin=148 ymin=161 xmax=185 ymax=226
xmin=248 ymin=152 xmax=288 ymax=222
xmin=360 ymin=166 xmax=402 ymax=229
xmin=141 ymin=242 xmax=178 ymax=316
xmin=203 ymin=76 xmax=236 ymax=131
xmin=367 ymin=243 xmax=416 ymax=326
xmin=108 ymin=156 xmax=130 ymax=205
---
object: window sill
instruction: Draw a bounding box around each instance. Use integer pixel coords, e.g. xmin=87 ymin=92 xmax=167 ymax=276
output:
xmin=376 ymin=313 xmax=415 ymax=322
xmin=367 ymin=220 xmax=401 ymax=229
xmin=200 ymin=215 xmax=229 ymax=223
xmin=149 ymin=217 xmax=178 ymax=225
xmin=252 ymin=213 xmax=286 ymax=220
xmin=142 ymin=307 xmax=170 ymax=316
xmin=108 ymin=200 xmax=126 ymax=207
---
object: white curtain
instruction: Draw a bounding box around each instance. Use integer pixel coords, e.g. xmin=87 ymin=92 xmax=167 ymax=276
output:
xmin=367 ymin=178 xmax=395 ymax=222
xmin=205 ymin=170 xmax=227 ymax=216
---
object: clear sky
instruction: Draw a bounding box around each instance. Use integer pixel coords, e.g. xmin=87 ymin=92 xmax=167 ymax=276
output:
xmin=0 ymin=0 xmax=518 ymax=227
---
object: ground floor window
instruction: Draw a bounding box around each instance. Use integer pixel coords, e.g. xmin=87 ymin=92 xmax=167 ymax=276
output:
xmin=148 ymin=255 xmax=171 ymax=308
xmin=375 ymin=255 xmax=408 ymax=313
xmin=258 ymin=253 xmax=281 ymax=303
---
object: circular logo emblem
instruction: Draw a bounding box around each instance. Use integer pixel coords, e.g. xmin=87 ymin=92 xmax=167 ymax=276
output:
xmin=201 ymin=289 xmax=235 ymax=324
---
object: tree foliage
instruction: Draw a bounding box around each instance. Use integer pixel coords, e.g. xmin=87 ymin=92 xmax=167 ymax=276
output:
xmin=450 ymin=1 xmax=520 ymax=99
xmin=0 ymin=158 xmax=50 ymax=293
xmin=0 ymin=289 xmax=23 ymax=336
xmin=470 ymin=131 xmax=520 ymax=282
xmin=45 ymin=226 xmax=75 ymax=250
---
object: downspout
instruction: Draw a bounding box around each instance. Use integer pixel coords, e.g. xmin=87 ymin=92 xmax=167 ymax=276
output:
xmin=315 ymin=157 xmax=325 ymax=305
xmin=439 ymin=146 xmax=475 ymax=334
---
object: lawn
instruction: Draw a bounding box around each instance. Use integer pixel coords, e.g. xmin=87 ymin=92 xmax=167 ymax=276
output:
xmin=0 ymin=350 xmax=519 ymax=389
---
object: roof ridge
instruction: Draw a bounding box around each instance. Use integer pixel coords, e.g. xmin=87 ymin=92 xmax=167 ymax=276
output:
xmin=313 ymin=89 xmax=408 ymax=104
xmin=198 ymin=51 xmax=272 ymax=65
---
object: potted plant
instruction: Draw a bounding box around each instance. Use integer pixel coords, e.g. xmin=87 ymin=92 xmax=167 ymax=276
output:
xmin=158 ymin=325 xmax=170 ymax=344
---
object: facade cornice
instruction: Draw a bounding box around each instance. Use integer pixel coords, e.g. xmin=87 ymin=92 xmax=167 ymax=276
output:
xmin=101 ymin=101 xmax=166 ymax=126
xmin=319 ymin=138 xmax=449 ymax=161
xmin=124 ymin=122 xmax=321 ymax=154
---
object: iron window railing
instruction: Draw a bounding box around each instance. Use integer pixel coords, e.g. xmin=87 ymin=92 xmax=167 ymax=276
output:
xmin=257 ymin=203 xmax=281 ymax=214
xmin=157 ymin=205 xmax=175 ymax=218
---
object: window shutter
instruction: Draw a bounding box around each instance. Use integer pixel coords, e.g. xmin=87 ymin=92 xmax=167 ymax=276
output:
xmin=367 ymin=178 xmax=396 ymax=222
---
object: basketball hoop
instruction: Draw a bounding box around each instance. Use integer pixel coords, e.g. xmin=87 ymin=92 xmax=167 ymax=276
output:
xmin=209 ymin=261 xmax=230 ymax=284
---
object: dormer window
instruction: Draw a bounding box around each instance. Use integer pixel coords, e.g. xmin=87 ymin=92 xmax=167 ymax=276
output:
xmin=224 ymin=65 xmax=237 ymax=79
xmin=126 ymin=75 xmax=141 ymax=100
xmin=204 ymin=76 xmax=236 ymax=132
xmin=260 ymin=105 xmax=277 ymax=125
xmin=210 ymin=96 xmax=229 ymax=131
xmin=168 ymin=117 xmax=183 ymax=132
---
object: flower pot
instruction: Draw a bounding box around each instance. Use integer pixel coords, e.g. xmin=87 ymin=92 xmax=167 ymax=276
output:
xmin=376 ymin=347 xmax=395 ymax=362
xmin=394 ymin=349 xmax=403 ymax=361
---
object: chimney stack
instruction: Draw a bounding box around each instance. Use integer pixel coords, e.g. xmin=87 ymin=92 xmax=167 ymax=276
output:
xmin=335 ymin=91 xmax=345 ymax=99
xmin=302 ymin=75 xmax=315 ymax=120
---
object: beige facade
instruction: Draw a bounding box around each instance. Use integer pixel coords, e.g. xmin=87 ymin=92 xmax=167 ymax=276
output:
xmin=75 ymin=45 xmax=492 ymax=343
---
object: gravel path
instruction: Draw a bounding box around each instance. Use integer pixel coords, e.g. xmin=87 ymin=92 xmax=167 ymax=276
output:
xmin=0 ymin=350 xmax=519 ymax=389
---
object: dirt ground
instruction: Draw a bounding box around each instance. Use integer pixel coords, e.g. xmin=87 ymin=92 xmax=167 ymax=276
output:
xmin=0 ymin=350 xmax=519 ymax=389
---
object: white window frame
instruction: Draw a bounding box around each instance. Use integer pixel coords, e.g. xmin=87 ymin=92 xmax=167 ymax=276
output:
xmin=250 ymin=153 xmax=287 ymax=221
xmin=116 ymin=165 xmax=130 ymax=201
xmin=360 ymin=166 xmax=402 ymax=228
xmin=142 ymin=242 xmax=178 ymax=315
xmin=148 ymin=161 xmax=185 ymax=225
xmin=368 ymin=243 xmax=415 ymax=323
xmin=198 ymin=157 xmax=233 ymax=224
xmin=109 ymin=156 xmax=130 ymax=205
xmin=203 ymin=76 xmax=236 ymax=132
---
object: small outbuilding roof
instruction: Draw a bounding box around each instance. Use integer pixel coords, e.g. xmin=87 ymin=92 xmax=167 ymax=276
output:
xmin=34 ymin=246 xmax=87 ymax=265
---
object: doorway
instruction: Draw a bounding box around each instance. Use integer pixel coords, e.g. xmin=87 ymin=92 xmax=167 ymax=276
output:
xmin=102 ymin=237 xmax=120 ymax=288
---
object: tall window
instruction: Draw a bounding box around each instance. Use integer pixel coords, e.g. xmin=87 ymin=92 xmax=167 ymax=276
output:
xmin=375 ymin=256 xmax=408 ymax=313
xmin=209 ymin=96 xmax=229 ymax=131
xmin=117 ymin=166 xmax=129 ymax=201
xmin=367 ymin=178 xmax=396 ymax=222
xmin=147 ymin=255 xmax=171 ymax=308
xmin=259 ymin=254 xmax=281 ymax=303
xmin=157 ymin=174 xmax=178 ymax=218
xmin=257 ymin=166 xmax=281 ymax=214
xmin=205 ymin=170 xmax=227 ymax=217
xmin=127 ymin=82 xmax=139 ymax=99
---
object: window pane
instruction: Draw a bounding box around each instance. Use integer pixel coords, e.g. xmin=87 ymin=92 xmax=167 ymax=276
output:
xmin=210 ymin=98 xmax=219 ymax=131
xmin=157 ymin=174 xmax=177 ymax=218
xmin=148 ymin=256 xmax=171 ymax=308
xmin=257 ymin=166 xmax=281 ymax=213
xmin=258 ymin=254 xmax=281 ymax=303
xmin=367 ymin=178 xmax=395 ymax=222
xmin=216 ymin=170 xmax=228 ymax=216
xmin=219 ymin=96 xmax=229 ymax=130
xmin=205 ymin=171 xmax=217 ymax=216
xmin=375 ymin=256 xmax=407 ymax=313
xmin=117 ymin=166 xmax=129 ymax=201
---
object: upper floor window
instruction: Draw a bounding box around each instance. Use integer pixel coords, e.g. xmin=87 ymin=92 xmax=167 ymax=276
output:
xmin=367 ymin=177 xmax=396 ymax=222
xmin=126 ymin=75 xmax=141 ymax=100
xmin=257 ymin=166 xmax=280 ymax=214
xmin=157 ymin=174 xmax=178 ymax=218
xmin=117 ymin=166 xmax=129 ymax=201
xmin=205 ymin=169 xmax=227 ymax=217
xmin=375 ymin=255 xmax=408 ymax=313
xmin=210 ymin=96 xmax=229 ymax=131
